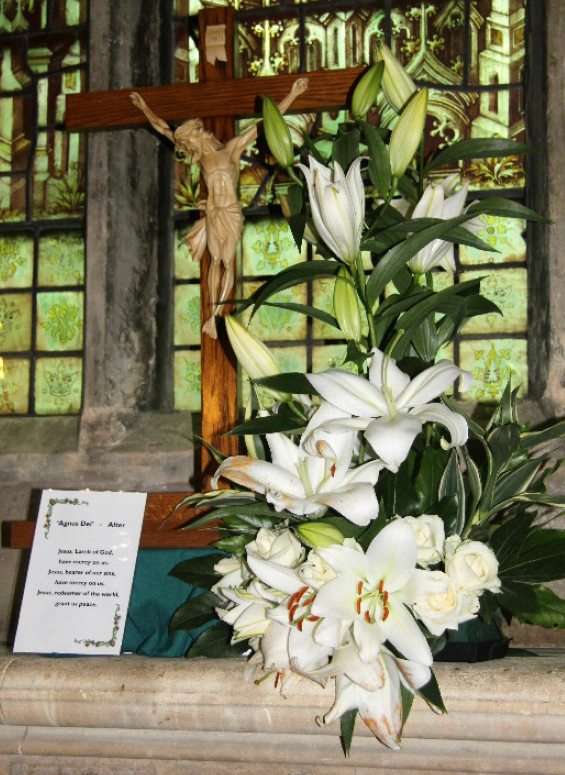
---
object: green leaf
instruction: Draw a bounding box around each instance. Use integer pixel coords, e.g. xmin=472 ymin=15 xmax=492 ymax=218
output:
xmin=426 ymin=138 xmax=534 ymax=173
xmin=492 ymin=458 xmax=544 ymax=509
xmin=438 ymin=449 xmax=466 ymax=534
xmin=300 ymin=129 xmax=326 ymax=165
xmin=254 ymin=372 xmax=320 ymax=396
xmin=286 ymin=183 xmax=303 ymax=215
xmin=400 ymin=683 xmax=414 ymax=734
xmin=361 ymin=120 xmax=392 ymax=198
xmin=463 ymin=447 xmax=482 ymax=525
xmin=169 ymin=553 xmax=225 ymax=589
xmin=515 ymin=585 xmax=565 ymax=628
xmin=500 ymin=531 xmax=565 ymax=582
xmin=490 ymin=512 xmax=536 ymax=565
xmin=226 ymin=414 xmax=305 ymax=437
xmin=414 ymin=447 xmax=449 ymax=513
xmin=364 ymin=218 xmax=497 ymax=256
xmin=520 ymin=421 xmax=565 ymax=450
xmin=496 ymin=580 xmax=538 ymax=614
xmin=467 ymin=197 xmax=546 ymax=223
xmin=186 ymin=621 xmax=250 ymax=659
xmin=419 ymin=670 xmax=447 ymax=714
xmin=366 ymin=214 xmax=484 ymax=308
xmin=442 ymin=395 xmax=485 ymax=439
xmin=169 ymin=591 xmax=222 ymax=633
xmin=223 ymin=513 xmax=281 ymax=531
xmin=288 ymin=213 xmax=307 ymax=250
xmin=478 ymin=589 xmax=499 ymax=624
xmin=263 ymin=300 xmax=339 ymax=330
xmin=412 ymin=312 xmax=437 ymax=362
xmin=340 ymin=707 xmax=358 ymax=757
xmin=333 ymin=127 xmax=361 ymax=173
xmin=212 ymin=534 xmax=255 ymax=556
xmin=246 ymin=261 xmax=341 ymax=316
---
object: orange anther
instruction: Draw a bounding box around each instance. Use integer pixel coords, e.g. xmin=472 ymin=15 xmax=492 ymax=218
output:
xmin=356 ymin=597 xmax=362 ymax=615
xmin=357 ymin=581 xmax=363 ymax=595
xmin=331 ymin=463 xmax=337 ymax=477
xmin=307 ymin=616 xmax=320 ymax=622
xmin=289 ymin=604 xmax=299 ymax=622
xmin=382 ymin=607 xmax=390 ymax=622
xmin=302 ymin=594 xmax=316 ymax=607
xmin=383 ymin=591 xmax=389 ymax=606
xmin=365 ymin=610 xmax=371 ymax=624
xmin=297 ymin=619 xmax=304 ymax=632
xmin=274 ymin=671 xmax=281 ymax=689
xmin=378 ymin=579 xmax=384 ymax=594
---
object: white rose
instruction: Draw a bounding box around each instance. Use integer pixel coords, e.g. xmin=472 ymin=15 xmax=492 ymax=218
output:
xmin=246 ymin=528 xmax=304 ymax=568
xmin=211 ymin=556 xmax=249 ymax=599
xmin=445 ymin=536 xmax=501 ymax=594
xmin=298 ymin=549 xmax=337 ymax=590
xmin=413 ymin=570 xmax=480 ymax=636
xmin=402 ymin=514 xmax=445 ymax=568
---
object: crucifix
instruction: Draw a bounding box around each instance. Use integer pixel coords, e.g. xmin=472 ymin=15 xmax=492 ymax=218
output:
xmin=7 ymin=7 xmax=365 ymax=550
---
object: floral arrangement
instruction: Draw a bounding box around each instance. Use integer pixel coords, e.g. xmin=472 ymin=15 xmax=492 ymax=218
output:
xmin=169 ymin=48 xmax=565 ymax=754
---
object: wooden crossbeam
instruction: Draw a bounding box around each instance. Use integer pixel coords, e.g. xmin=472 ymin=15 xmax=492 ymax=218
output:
xmin=66 ymin=67 xmax=362 ymax=131
xmin=3 ymin=493 xmax=218 ymax=550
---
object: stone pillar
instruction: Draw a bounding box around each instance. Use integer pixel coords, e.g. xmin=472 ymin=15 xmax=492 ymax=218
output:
xmin=82 ymin=0 xmax=174 ymax=442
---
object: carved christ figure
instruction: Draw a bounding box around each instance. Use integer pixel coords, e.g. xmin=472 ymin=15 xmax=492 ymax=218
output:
xmin=130 ymin=78 xmax=309 ymax=338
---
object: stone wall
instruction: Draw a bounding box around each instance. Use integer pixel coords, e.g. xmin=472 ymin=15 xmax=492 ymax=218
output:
xmin=0 ymin=0 xmax=564 ymax=650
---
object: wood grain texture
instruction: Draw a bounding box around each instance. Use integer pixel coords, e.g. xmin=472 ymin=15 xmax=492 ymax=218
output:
xmin=66 ymin=67 xmax=363 ymax=131
xmin=3 ymin=492 xmax=220 ymax=549
xmin=199 ymin=6 xmax=239 ymax=488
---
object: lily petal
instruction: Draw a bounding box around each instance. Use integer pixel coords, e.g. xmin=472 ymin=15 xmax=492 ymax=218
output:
xmin=246 ymin=554 xmax=304 ymax=595
xmin=395 ymin=360 xmax=471 ymax=409
xmin=365 ymin=414 xmax=423 ymax=472
xmin=307 ymin=369 xmax=388 ymax=416
xmin=213 ymin=456 xmax=305 ymax=500
xmin=357 ymin=655 xmax=402 ymax=750
xmin=308 ymin=482 xmax=380 ymax=526
xmin=380 ymin=600 xmax=433 ymax=666
xmin=368 ymin=348 xmax=411 ymax=398
xmin=410 ymin=402 xmax=469 ymax=449
xmin=365 ymin=519 xmax=418 ymax=591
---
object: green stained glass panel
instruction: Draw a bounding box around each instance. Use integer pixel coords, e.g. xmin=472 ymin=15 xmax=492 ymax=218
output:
xmin=175 ymin=158 xmax=201 ymax=211
xmin=36 ymin=290 xmax=83 ymax=351
xmin=312 ymin=343 xmax=349 ymax=374
xmin=0 ymin=235 xmax=33 ymax=288
xmin=27 ymin=32 xmax=86 ymax=74
xmin=38 ymin=231 xmax=84 ymax=286
xmin=459 ymin=338 xmax=527 ymax=402
xmin=242 ymin=280 xmax=307 ymax=341
xmin=459 ymin=215 xmax=526 ymax=266
xmin=0 ymin=1 xmax=47 ymax=31
xmin=175 ymin=224 xmax=201 ymax=280
xmin=34 ymin=356 xmax=82 ymax=415
xmin=50 ymin=0 xmax=88 ymax=28
xmin=0 ymin=358 xmax=29 ymax=414
xmin=174 ymin=349 xmax=201 ymax=412
xmin=0 ymin=40 xmax=31 ymax=89
xmin=312 ymin=277 xmax=339 ymax=340
xmin=0 ymin=292 xmax=32 ymax=350
xmin=0 ymin=97 xmax=33 ymax=173
xmin=237 ymin=14 xmax=299 ymax=78
xmin=242 ymin=218 xmax=304 ymax=275
xmin=0 ymin=173 xmax=26 ymax=221
xmin=304 ymin=10 xmax=383 ymax=73
xmin=174 ymin=285 xmax=201 ymax=346
xmin=460 ymin=268 xmax=527 ymax=335
xmin=470 ymin=0 xmax=525 ymax=86
xmin=37 ymin=70 xmax=86 ymax=128
xmin=33 ymin=130 xmax=85 ymax=219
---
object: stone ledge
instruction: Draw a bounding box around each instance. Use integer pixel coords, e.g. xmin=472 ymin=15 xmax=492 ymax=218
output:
xmin=0 ymin=653 xmax=564 ymax=774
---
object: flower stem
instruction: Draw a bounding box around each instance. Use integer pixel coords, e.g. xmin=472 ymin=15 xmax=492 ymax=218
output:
xmin=354 ymin=252 xmax=378 ymax=349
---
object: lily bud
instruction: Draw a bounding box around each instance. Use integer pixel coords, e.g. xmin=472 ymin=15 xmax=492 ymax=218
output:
xmin=263 ymin=95 xmax=294 ymax=168
xmin=333 ymin=267 xmax=362 ymax=343
xmin=376 ymin=44 xmax=417 ymax=112
xmin=225 ymin=316 xmax=291 ymax=403
xmin=351 ymin=62 xmax=384 ymax=121
xmin=297 ymin=522 xmax=345 ymax=549
xmin=389 ymin=88 xmax=428 ymax=179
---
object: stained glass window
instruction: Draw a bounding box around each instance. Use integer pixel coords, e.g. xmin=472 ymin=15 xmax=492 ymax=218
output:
xmin=0 ymin=0 xmax=87 ymax=416
xmin=172 ymin=0 xmax=529 ymax=407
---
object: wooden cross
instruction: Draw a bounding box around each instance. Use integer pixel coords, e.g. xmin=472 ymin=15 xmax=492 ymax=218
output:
xmin=6 ymin=7 xmax=363 ymax=550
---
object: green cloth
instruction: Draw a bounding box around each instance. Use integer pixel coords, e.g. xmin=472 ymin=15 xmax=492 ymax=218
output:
xmin=122 ymin=548 xmax=214 ymax=657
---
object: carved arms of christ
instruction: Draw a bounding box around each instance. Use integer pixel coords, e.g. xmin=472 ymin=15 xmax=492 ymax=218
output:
xmin=130 ymin=77 xmax=309 ymax=339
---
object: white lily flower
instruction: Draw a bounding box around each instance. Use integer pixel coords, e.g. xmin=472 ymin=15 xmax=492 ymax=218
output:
xmin=310 ymin=520 xmax=447 ymax=666
xmin=213 ymin=401 xmax=383 ymax=526
xmin=408 ymin=180 xmax=482 ymax=274
xmin=297 ymin=156 xmax=365 ymax=265
xmin=298 ymin=640 xmax=431 ymax=749
xmin=306 ymin=348 xmax=472 ymax=472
